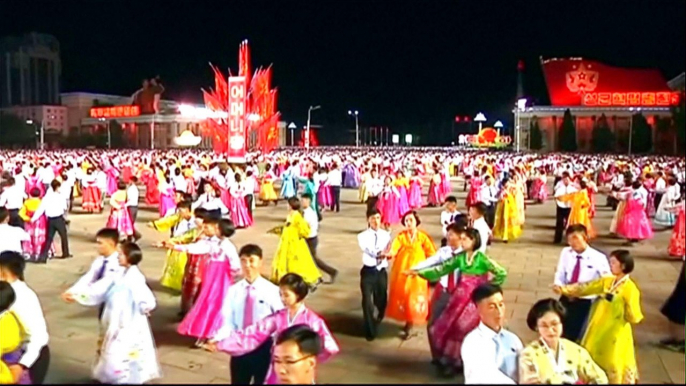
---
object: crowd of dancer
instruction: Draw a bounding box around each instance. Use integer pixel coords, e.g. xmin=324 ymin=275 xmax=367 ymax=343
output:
xmin=0 ymin=147 xmax=683 ymax=384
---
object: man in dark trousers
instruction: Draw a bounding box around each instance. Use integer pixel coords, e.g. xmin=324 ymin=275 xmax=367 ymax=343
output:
xmin=302 ymin=193 xmax=338 ymax=284
xmin=357 ymin=209 xmax=391 ymax=341
xmin=553 ymin=172 xmax=577 ymax=244
xmin=31 ymin=180 xmax=70 ymax=262
xmin=328 ymin=163 xmax=342 ymax=212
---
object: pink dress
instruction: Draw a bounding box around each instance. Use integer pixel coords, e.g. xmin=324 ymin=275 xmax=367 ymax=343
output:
xmin=408 ymin=177 xmax=423 ymax=209
xmin=105 ymin=167 xmax=120 ymax=196
xmin=318 ymin=181 xmax=333 ymax=209
xmin=106 ymin=197 xmax=134 ymax=237
xmin=22 ymin=207 xmax=55 ymax=259
xmin=616 ymin=195 xmax=654 ymax=241
xmin=529 ymin=176 xmax=548 ymax=203
xmin=178 ymin=241 xmax=234 ymax=339
xmin=26 ymin=176 xmax=45 ymax=197
xmin=158 ymin=185 xmax=176 ymax=218
xmin=440 ymin=171 xmax=451 ymax=199
xmin=428 ymin=175 xmax=442 ymax=206
xmin=217 ymin=307 xmax=340 ymax=385
xmin=465 ymin=176 xmax=483 ymax=207
xmin=396 ymin=183 xmax=411 ymax=217
xmin=377 ymin=187 xmax=401 ymax=225
xmin=229 ymin=186 xmax=253 ymax=228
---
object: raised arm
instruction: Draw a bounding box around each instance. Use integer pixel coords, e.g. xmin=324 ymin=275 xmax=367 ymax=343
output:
xmin=415 ymin=253 xmax=462 ymax=282
xmin=216 ymin=312 xmax=279 ymax=356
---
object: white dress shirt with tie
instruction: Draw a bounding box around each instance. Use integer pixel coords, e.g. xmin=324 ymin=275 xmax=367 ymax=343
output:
xmin=411 ymin=245 xmax=462 ymax=288
xmin=357 ymin=228 xmax=391 ymax=270
xmin=461 ymin=322 xmax=523 ymax=384
xmin=440 ymin=209 xmax=461 ymax=237
xmin=31 ymin=190 xmax=67 ymax=221
xmin=67 ymin=252 xmax=125 ymax=297
xmin=479 ymin=184 xmax=498 ymax=206
xmin=554 ymin=246 xmax=611 ymax=299
xmin=213 ymin=277 xmax=284 ymax=341
xmin=9 ymin=280 xmax=50 ymax=368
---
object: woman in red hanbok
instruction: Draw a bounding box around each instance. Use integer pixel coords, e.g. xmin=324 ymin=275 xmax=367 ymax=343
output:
xmin=668 ymin=200 xmax=685 ymax=258
xmin=81 ymin=168 xmax=103 ymax=213
xmin=427 ymin=170 xmax=443 ymax=207
xmin=140 ymin=166 xmax=160 ymax=205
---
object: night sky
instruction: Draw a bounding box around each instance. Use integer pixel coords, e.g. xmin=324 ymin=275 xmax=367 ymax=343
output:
xmin=2 ymin=0 xmax=685 ymax=144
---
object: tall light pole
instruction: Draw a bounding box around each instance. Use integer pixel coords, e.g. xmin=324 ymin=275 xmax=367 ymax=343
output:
xmin=474 ymin=112 xmax=487 ymax=131
xmin=26 ymin=119 xmax=44 ymax=150
xmin=99 ymin=118 xmax=111 ymax=149
xmin=348 ymin=110 xmax=359 ymax=147
xmin=306 ymin=105 xmax=321 ymax=149
xmin=515 ymin=98 xmax=527 ymax=152
xmin=288 ymin=122 xmax=297 ymax=146
xmin=494 ymin=120 xmax=504 ymax=136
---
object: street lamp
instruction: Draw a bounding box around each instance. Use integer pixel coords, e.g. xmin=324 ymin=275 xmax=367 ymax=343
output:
xmin=474 ymin=112 xmax=487 ymax=131
xmin=288 ymin=122 xmax=297 ymax=146
xmin=306 ymin=105 xmax=321 ymax=149
xmin=514 ymin=98 xmax=527 ymax=152
xmin=26 ymin=119 xmax=44 ymax=150
xmin=348 ymin=110 xmax=360 ymax=147
xmin=494 ymin=120 xmax=503 ymax=135
xmin=99 ymin=118 xmax=111 ymax=149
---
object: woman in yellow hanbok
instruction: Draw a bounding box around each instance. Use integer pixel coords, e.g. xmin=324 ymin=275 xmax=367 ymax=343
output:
xmin=259 ymin=164 xmax=279 ymax=205
xmin=0 ymin=282 xmax=31 ymax=384
xmin=555 ymin=250 xmax=643 ymax=384
xmin=558 ymin=185 xmax=596 ymax=239
xmin=513 ymin=171 xmax=526 ymax=226
xmin=493 ymin=179 xmax=523 ymax=242
xmin=359 ymin=168 xmax=371 ymax=203
xmin=270 ymin=197 xmax=322 ymax=286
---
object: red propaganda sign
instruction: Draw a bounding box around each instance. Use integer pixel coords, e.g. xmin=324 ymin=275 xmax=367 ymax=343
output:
xmin=89 ymin=105 xmax=140 ymax=118
xmin=227 ymin=76 xmax=247 ymax=162
xmin=542 ymin=58 xmax=673 ymax=106
xmin=582 ymin=91 xmax=680 ymax=106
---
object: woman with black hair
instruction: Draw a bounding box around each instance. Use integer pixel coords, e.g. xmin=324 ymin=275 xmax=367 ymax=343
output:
xmin=68 ymin=242 xmax=160 ymax=384
xmin=212 ymin=273 xmax=339 ymax=385
xmin=554 ymin=249 xmax=643 ymax=384
xmin=518 ymin=298 xmax=607 ymax=384
xmin=408 ymin=227 xmax=506 ymax=376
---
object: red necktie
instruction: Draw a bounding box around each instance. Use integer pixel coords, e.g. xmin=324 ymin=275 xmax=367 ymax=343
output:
xmin=570 ymin=255 xmax=583 ymax=284
xmin=447 ymin=271 xmax=456 ymax=293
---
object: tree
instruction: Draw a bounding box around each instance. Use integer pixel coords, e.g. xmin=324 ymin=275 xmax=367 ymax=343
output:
xmin=591 ymin=113 xmax=615 ymax=153
xmin=0 ymin=113 xmax=36 ymax=148
xmin=529 ymin=120 xmax=543 ymax=150
xmin=630 ymin=113 xmax=653 ymax=154
xmin=559 ymin=109 xmax=577 ymax=152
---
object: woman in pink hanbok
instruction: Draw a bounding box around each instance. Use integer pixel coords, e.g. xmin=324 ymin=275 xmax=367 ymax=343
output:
xmin=377 ymin=176 xmax=401 ymax=228
xmin=19 ymin=187 xmax=55 ymax=261
xmin=643 ymin=174 xmax=657 ymax=218
xmin=529 ymin=169 xmax=548 ymax=204
xmin=177 ymin=219 xmax=240 ymax=347
xmin=427 ymin=170 xmax=443 ymax=207
xmin=158 ymin=177 xmax=177 ymax=218
xmin=105 ymin=166 xmax=120 ymax=196
xmin=26 ymin=170 xmax=44 ymax=198
xmin=408 ymin=171 xmax=424 ymax=209
xmin=213 ymin=273 xmax=340 ymax=385
xmin=615 ymin=181 xmax=654 ymax=243
xmin=106 ymin=181 xmax=134 ymax=240
xmin=229 ymin=174 xmax=253 ymax=228
xmin=440 ymin=167 xmax=451 ymax=201
xmin=316 ymin=168 xmax=332 ymax=211
xmin=465 ymin=170 xmax=483 ymax=208
xmin=395 ymin=171 xmax=411 ymax=216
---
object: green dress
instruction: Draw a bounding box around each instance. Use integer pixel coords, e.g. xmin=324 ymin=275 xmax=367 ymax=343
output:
xmin=416 ymin=250 xmax=507 ymax=286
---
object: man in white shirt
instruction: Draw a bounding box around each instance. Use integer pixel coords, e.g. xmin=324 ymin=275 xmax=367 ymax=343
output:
xmin=0 ymin=177 xmax=27 ymax=227
xmin=461 ymin=284 xmax=524 ymax=384
xmin=0 ymin=207 xmax=30 ymax=255
xmin=0 ymin=251 xmax=51 ymax=384
xmin=479 ymin=175 xmax=498 ymax=228
xmin=127 ymin=177 xmax=142 ymax=240
xmin=553 ymin=224 xmax=610 ymax=342
xmin=410 ymin=221 xmax=466 ymax=372
xmin=439 ymin=196 xmax=461 ymax=247
xmin=302 ymin=193 xmax=337 ymax=284
xmin=358 ymin=208 xmax=392 ymax=341
xmin=36 ymin=163 xmax=54 ymax=193
xmin=553 ymin=172 xmax=578 ymax=244
xmin=365 ymin=169 xmax=383 ymax=213
xmin=242 ymin=170 xmax=257 ymax=220
xmin=31 ymin=180 xmax=70 ymax=262
xmin=207 ymin=244 xmax=284 ymax=384
xmin=328 ymin=164 xmax=342 ymax=212
xmin=469 ymin=203 xmax=491 ymax=253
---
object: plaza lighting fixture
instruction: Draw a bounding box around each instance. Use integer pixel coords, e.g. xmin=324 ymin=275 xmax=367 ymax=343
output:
xmin=288 ymin=122 xmax=297 ymax=146
xmin=348 ymin=110 xmax=360 ymax=147
xmin=306 ymin=105 xmax=321 ymax=149
xmin=174 ymin=129 xmax=202 ymax=147
xmin=474 ymin=112 xmax=487 ymax=131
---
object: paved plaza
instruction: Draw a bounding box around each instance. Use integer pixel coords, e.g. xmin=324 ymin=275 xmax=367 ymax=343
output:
xmin=29 ymin=178 xmax=684 ymax=384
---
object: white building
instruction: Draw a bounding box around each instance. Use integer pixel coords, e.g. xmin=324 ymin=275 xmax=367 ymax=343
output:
xmin=0 ymin=104 xmax=67 ymax=132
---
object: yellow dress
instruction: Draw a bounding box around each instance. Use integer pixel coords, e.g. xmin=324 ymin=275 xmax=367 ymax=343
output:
xmin=559 ymin=190 xmax=596 ymax=238
xmin=152 ymin=214 xmax=196 ymax=292
xmin=0 ymin=311 xmax=26 ymax=384
xmin=519 ymin=338 xmax=608 ymax=384
xmin=271 ymin=211 xmax=322 ymax=285
xmin=359 ymin=172 xmax=370 ymax=202
xmin=259 ymin=172 xmax=278 ymax=202
xmin=493 ymin=187 xmax=523 ymax=242
xmin=560 ymin=276 xmax=644 ymax=384
xmin=387 ymin=230 xmax=436 ymax=324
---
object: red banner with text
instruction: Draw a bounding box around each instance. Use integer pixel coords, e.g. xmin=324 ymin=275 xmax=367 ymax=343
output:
xmin=227 ymin=77 xmax=247 ymax=162
xmin=541 ymin=58 xmax=675 ymax=106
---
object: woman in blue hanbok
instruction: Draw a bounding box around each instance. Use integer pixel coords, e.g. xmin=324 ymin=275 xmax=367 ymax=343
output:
xmin=280 ymin=168 xmax=296 ymax=199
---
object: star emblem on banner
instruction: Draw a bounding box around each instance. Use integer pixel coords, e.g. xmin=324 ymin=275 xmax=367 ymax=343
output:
xmin=566 ymin=63 xmax=599 ymax=93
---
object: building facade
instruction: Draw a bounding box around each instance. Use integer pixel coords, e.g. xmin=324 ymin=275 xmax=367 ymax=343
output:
xmin=515 ymin=58 xmax=681 ymax=153
xmin=0 ymin=105 xmax=67 ymax=132
xmin=0 ymin=33 xmax=61 ymax=107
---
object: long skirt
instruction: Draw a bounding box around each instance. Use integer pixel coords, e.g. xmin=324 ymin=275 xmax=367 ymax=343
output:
xmin=427 ymin=182 xmax=442 ymax=206
xmin=429 ymin=274 xmax=488 ymax=367
xmin=616 ymin=199 xmax=654 ymax=241
xmin=668 ymin=207 xmax=685 ymax=257
xmin=160 ymin=250 xmax=188 ymax=292
xmin=609 ymin=201 xmax=626 ymax=234
xmin=660 ymin=260 xmax=685 ymax=325
xmin=229 ymin=195 xmax=253 ymax=228
xmin=408 ymin=182 xmax=423 ymax=209
xmin=318 ymin=185 xmax=333 ymax=208
xmin=82 ymin=186 xmax=102 ymax=213
xmin=106 ymin=208 xmax=134 ymax=237
xmin=2 ymin=348 xmax=32 ymax=384
xmin=259 ymin=181 xmax=278 ymax=202
xmin=178 ymin=259 xmax=232 ymax=339
xmin=22 ymin=216 xmax=54 ymax=260
xmin=377 ymin=193 xmax=400 ymax=225
xmin=181 ymin=253 xmax=208 ymax=313
xmin=397 ymin=186 xmax=411 ymax=217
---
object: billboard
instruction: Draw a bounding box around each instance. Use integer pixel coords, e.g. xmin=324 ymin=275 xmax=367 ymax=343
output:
xmin=227 ymin=76 xmax=247 ymax=162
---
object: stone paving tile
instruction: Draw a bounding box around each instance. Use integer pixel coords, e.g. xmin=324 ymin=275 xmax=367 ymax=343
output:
xmin=31 ymin=178 xmax=685 ymax=384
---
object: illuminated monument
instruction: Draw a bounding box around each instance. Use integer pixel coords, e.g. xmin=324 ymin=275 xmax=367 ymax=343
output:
xmin=202 ymin=40 xmax=280 ymax=160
